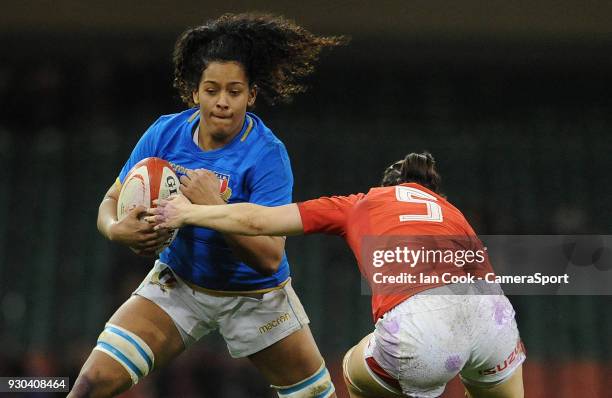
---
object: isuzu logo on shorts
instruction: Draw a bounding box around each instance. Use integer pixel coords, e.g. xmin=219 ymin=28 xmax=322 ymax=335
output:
xmin=478 ymin=340 xmax=525 ymax=375
xmin=259 ymin=313 xmax=291 ymax=334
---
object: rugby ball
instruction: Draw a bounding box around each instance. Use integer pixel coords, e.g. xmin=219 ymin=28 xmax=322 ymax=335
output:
xmin=117 ymin=157 xmax=180 ymax=253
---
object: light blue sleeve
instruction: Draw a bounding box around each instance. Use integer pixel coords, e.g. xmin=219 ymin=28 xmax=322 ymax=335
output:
xmin=118 ymin=117 xmax=163 ymax=184
xmin=247 ymin=143 xmax=294 ymax=206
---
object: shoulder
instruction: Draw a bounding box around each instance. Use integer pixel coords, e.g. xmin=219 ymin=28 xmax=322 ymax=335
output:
xmin=141 ymin=108 xmax=197 ymax=147
xmin=248 ymin=113 xmax=287 ymax=150
xmin=301 ymin=193 xmax=365 ymax=210
xmin=247 ymin=113 xmax=290 ymax=163
xmin=362 ymin=186 xmax=396 ymax=201
xmin=152 ymin=108 xmax=199 ymax=130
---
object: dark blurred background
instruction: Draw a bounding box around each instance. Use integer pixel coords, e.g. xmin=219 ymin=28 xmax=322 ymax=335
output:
xmin=0 ymin=1 xmax=611 ymax=397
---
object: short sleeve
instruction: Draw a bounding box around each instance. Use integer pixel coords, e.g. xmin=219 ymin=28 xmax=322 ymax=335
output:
xmin=118 ymin=117 xmax=163 ymax=183
xmin=297 ymin=194 xmax=363 ymax=235
xmin=247 ymin=143 xmax=293 ymax=206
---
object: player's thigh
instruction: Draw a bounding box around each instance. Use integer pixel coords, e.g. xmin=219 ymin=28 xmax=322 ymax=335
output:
xmin=107 ymin=295 xmax=185 ymax=364
xmin=248 ymin=324 xmax=324 ymax=385
xmin=343 ymin=335 xmax=404 ymax=398
xmin=464 ymin=365 xmax=524 ymax=398
xmin=77 ymin=295 xmax=184 ymax=386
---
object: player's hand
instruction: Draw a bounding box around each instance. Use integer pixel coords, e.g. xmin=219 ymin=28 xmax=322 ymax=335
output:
xmin=109 ymin=205 xmax=172 ymax=257
xmin=179 ymin=169 xmax=226 ymax=205
xmin=146 ymin=194 xmax=192 ymax=230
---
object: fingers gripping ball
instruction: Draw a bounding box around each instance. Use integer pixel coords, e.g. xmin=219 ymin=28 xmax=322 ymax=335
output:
xmin=117 ymin=157 xmax=180 ymax=252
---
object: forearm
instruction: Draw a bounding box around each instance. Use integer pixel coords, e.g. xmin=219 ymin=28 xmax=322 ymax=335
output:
xmin=97 ymin=195 xmax=119 ymax=241
xmin=183 ymin=203 xmax=288 ymax=236
xmin=223 ymin=234 xmax=285 ymax=275
xmin=182 ymin=202 xmax=300 ymax=275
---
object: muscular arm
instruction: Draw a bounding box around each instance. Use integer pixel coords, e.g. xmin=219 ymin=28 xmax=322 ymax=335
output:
xmin=97 ymin=182 xmax=122 ymax=240
xmin=182 ymin=203 xmax=304 ymax=237
xmin=149 ymin=196 xmax=304 ymax=274
xmin=223 ymin=234 xmax=287 ymax=276
xmin=98 ymin=181 xmax=171 ymax=256
xmin=179 ymin=169 xmax=299 ymax=275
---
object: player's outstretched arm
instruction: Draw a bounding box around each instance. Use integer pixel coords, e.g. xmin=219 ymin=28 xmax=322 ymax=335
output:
xmin=149 ymin=195 xmax=304 ymax=237
xmin=175 ymin=169 xmax=297 ymax=275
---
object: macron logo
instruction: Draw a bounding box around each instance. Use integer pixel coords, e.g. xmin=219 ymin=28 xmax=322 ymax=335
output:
xmin=259 ymin=313 xmax=291 ymax=334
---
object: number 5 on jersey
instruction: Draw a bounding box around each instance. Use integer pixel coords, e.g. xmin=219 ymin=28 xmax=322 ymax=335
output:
xmin=395 ymin=186 xmax=443 ymax=222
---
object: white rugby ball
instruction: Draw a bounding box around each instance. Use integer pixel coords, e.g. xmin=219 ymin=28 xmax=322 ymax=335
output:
xmin=117 ymin=157 xmax=180 ymax=253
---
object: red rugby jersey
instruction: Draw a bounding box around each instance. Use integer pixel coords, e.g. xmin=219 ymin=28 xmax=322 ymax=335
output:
xmin=297 ymin=183 xmax=493 ymax=321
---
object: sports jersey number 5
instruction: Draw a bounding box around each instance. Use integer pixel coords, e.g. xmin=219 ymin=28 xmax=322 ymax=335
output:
xmin=395 ymin=186 xmax=443 ymax=222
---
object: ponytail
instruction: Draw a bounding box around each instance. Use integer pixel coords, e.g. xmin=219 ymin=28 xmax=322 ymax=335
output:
xmin=380 ymin=151 xmax=441 ymax=193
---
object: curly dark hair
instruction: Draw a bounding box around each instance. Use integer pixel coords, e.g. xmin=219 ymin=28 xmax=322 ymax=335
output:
xmin=381 ymin=152 xmax=442 ymax=194
xmin=173 ymin=13 xmax=348 ymax=106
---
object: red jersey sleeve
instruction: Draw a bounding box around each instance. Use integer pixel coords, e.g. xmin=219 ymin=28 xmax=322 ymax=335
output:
xmin=297 ymin=194 xmax=364 ymax=235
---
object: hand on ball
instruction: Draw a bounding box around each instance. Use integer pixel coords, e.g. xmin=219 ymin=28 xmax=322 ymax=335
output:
xmin=110 ymin=205 xmax=173 ymax=257
xmin=146 ymin=194 xmax=193 ymax=230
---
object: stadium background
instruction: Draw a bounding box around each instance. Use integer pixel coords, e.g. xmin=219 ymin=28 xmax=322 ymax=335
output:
xmin=0 ymin=1 xmax=611 ymax=396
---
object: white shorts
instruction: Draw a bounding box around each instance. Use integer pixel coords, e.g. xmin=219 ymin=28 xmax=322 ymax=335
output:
xmin=134 ymin=261 xmax=310 ymax=358
xmin=365 ymin=284 xmax=526 ymax=397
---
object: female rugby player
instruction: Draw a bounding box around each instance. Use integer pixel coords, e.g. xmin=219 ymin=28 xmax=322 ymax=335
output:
xmin=148 ymin=152 xmax=526 ymax=398
xmin=69 ymin=13 xmax=345 ymax=398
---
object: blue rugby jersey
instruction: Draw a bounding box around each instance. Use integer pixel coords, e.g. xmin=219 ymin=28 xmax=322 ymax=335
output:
xmin=118 ymin=108 xmax=292 ymax=290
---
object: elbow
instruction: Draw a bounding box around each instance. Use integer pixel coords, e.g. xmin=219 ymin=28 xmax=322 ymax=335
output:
xmin=257 ymin=253 xmax=284 ymax=276
xmin=96 ymin=218 xmax=104 ymax=237
xmin=96 ymin=211 xmax=108 ymax=239
xmin=96 ymin=207 xmax=114 ymax=241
